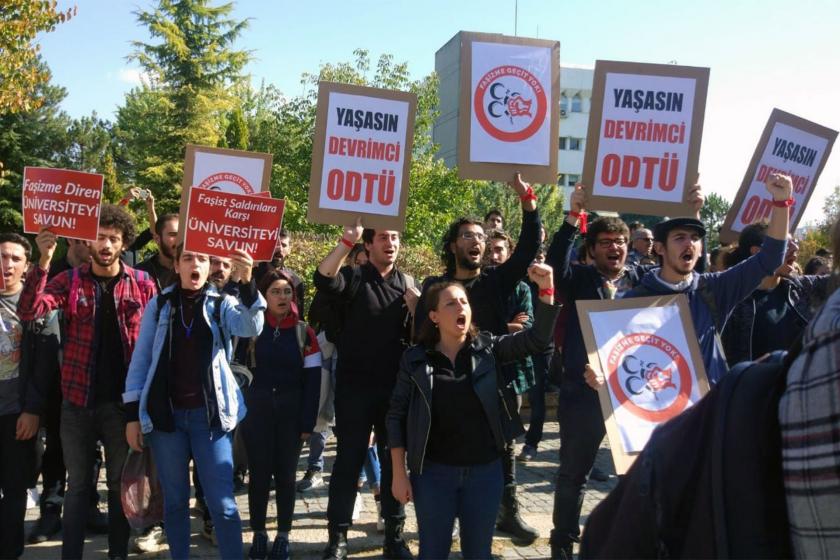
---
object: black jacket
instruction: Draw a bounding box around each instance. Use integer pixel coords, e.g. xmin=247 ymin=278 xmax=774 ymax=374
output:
xmin=387 ymin=299 xmax=561 ymax=474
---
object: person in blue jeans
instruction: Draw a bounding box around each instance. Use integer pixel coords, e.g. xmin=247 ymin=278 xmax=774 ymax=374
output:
xmin=123 ymin=245 xmax=265 ymax=560
xmin=388 ymin=264 xmax=559 ymax=559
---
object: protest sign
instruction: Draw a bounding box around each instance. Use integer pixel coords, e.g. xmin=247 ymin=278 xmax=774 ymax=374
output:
xmin=308 ymin=82 xmax=416 ymax=231
xmin=179 ymin=145 xmax=273 ymax=242
xmin=582 ymin=61 xmax=709 ymax=217
xmin=719 ymin=109 xmax=837 ymax=244
xmin=21 ymin=167 xmax=103 ymax=241
xmin=577 ymin=295 xmax=710 ymax=473
xmin=434 ymin=31 xmax=559 ymax=183
xmin=183 ymin=188 xmax=285 ymax=262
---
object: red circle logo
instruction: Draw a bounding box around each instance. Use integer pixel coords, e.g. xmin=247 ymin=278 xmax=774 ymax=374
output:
xmin=196 ymin=172 xmax=254 ymax=194
xmin=473 ymin=65 xmax=547 ymax=142
xmin=606 ymin=333 xmax=693 ymax=422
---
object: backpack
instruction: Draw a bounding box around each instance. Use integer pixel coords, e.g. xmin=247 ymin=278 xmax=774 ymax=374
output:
xmin=579 ymin=348 xmax=799 ymax=559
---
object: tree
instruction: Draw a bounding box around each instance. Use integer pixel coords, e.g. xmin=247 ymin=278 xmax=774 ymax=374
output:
xmin=699 ymin=192 xmax=731 ymax=248
xmin=0 ymin=1 xmax=75 ymax=113
xmin=117 ymin=0 xmax=250 ymax=210
xmin=819 ymin=185 xmax=840 ymax=233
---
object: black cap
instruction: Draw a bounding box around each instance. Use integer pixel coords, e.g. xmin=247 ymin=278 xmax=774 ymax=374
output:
xmin=653 ymin=217 xmax=706 ymax=243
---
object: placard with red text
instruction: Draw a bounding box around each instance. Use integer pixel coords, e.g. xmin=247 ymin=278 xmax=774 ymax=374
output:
xmin=582 ymin=61 xmax=709 ymax=217
xmin=719 ymin=109 xmax=837 ymax=244
xmin=308 ymin=82 xmax=416 ymax=231
xmin=183 ymin=188 xmax=285 ymax=262
xmin=21 ymin=167 xmax=104 ymax=241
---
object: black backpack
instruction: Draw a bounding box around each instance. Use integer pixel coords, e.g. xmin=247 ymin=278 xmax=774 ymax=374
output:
xmin=580 ymin=348 xmax=798 ymax=559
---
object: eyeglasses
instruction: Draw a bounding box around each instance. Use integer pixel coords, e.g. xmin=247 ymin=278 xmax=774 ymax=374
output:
xmin=596 ymin=238 xmax=627 ymax=248
xmin=459 ymin=231 xmax=486 ymax=242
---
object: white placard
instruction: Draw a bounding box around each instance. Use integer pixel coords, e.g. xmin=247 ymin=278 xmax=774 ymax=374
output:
xmin=192 ymin=151 xmax=268 ymax=195
xmin=469 ymin=41 xmax=552 ymax=165
xmin=589 ymin=303 xmax=705 ymax=453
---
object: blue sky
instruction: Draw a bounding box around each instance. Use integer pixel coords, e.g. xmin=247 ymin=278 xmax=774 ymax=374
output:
xmin=37 ymin=0 xmax=840 ymax=227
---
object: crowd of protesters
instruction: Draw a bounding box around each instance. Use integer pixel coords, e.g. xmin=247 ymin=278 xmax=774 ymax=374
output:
xmin=0 ymin=169 xmax=838 ymax=560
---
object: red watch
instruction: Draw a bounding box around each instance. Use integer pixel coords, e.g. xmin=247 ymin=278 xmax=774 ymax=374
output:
xmin=772 ymin=197 xmax=794 ymax=208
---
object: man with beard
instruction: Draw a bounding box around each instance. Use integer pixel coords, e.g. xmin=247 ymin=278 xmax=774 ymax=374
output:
xmin=254 ymin=229 xmax=306 ymax=315
xmin=546 ymin=183 xmax=704 ymax=559
xmin=19 ymin=204 xmax=157 ymax=560
xmin=413 ymin=173 xmax=541 ymax=544
xmin=136 ymin=213 xmax=179 ymax=291
xmin=315 ymin=224 xmax=418 ymax=560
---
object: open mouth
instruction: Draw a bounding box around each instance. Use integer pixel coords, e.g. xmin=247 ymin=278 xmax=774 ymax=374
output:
xmin=190 ymin=271 xmax=200 ymax=282
xmin=456 ymin=314 xmax=467 ymax=328
xmin=606 ymin=253 xmax=620 ymax=264
xmin=680 ymin=251 xmax=694 ymax=264
xmin=99 ymin=251 xmax=112 ymax=260
xmin=468 ymin=247 xmax=481 ymax=259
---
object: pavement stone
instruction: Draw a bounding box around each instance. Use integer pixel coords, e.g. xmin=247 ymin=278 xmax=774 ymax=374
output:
xmin=22 ymin=421 xmax=618 ymax=559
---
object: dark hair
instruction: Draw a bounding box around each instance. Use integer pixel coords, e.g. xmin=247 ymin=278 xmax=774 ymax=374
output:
xmin=628 ymin=221 xmax=644 ymax=232
xmin=278 ymin=227 xmax=289 ymax=239
xmin=486 ymin=228 xmax=512 ymax=250
xmin=415 ymin=281 xmax=477 ymax=347
xmin=815 ymin=247 xmax=831 ymax=258
xmin=361 ymin=229 xmax=399 ymax=245
xmin=804 ymin=256 xmax=829 ymax=275
xmin=154 ymin=213 xmax=179 ymax=238
xmin=0 ymin=232 xmax=32 ymax=262
xmin=484 ymin=209 xmax=504 ymax=224
xmin=584 ymin=217 xmax=629 ymax=256
xmin=727 ymin=223 xmax=769 ymax=268
xmin=348 ymin=243 xmax=367 ymax=264
xmin=257 ymin=269 xmax=293 ymax=297
xmin=99 ymin=204 xmax=137 ymax=247
xmin=441 ymin=217 xmax=484 ymax=274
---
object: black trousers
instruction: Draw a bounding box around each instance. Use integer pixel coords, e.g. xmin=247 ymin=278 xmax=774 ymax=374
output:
xmin=551 ymin=384 xmax=605 ymax=546
xmin=327 ymin=380 xmax=404 ymax=529
xmin=241 ymin=389 xmax=304 ymax=533
xmin=0 ymin=414 xmax=37 ymax=559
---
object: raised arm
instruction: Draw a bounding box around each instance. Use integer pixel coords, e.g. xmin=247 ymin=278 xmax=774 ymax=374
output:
xmin=222 ymin=249 xmax=266 ymax=339
xmin=546 ymin=185 xmax=586 ymax=289
xmin=18 ymin=230 xmax=69 ymax=321
xmin=494 ymin=174 xmax=541 ymax=295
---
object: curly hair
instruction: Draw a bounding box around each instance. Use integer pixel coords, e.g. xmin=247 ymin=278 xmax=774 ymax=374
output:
xmin=584 ymin=217 xmax=629 ymax=256
xmin=98 ymin=204 xmax=136 ymax=248
xmin=440 ymin=217 xmax=484 ymax=275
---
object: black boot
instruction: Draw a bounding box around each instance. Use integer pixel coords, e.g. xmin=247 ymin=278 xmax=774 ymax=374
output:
xmin=496 ymin=484 xmax=539 ymax=544
xmin=322 ymin=526 xmax=348 ymax=560
xmin=383 ymin=518 xmax=413 ymax=559
xmin=550 ymin=530 xmax=574 ymax=559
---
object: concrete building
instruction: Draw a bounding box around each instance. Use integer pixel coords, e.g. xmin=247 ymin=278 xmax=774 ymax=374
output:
xmin=558 ymin=65 xmax=594 ymax=209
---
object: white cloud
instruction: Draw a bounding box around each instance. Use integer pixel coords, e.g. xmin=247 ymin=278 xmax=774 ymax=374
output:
xmin=117 ymin=68 xmax=146 ymax=85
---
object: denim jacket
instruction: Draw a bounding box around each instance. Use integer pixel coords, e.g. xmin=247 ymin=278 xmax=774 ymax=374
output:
xmin=123 ymin=282 xmax=265 ymax=434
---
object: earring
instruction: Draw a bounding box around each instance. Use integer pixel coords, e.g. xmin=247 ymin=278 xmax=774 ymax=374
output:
xmin=433 ymin=322 xmax=439 ymax=328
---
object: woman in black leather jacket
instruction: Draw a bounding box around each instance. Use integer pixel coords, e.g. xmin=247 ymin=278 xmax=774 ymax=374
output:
xmin=387 ymin=263 xmax=560 ymax=559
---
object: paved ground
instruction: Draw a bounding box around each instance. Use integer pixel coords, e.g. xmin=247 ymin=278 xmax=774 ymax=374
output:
xmin=22 ymin=420 xmax=618 ymax=559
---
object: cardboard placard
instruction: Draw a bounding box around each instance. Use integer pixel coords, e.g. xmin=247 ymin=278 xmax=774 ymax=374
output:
xmin=576 ymin=295 xmax=710 ymax=474
xmin=719 ymin=109 xmax=838 ymax=244
xmin=456 ymin=32 xmax=560 ymax=183
xmin=179 ymin=145 xmax=273 ymax=243
xmin=21 ymin=167 xmax=104 ymax=241
xmin=582 ymin=61 xmax=709 ymax=217
xmin=183 ymin=188 xmax=285 ymax=262
xmin=308 ymin=82 xmax=416 ymax=231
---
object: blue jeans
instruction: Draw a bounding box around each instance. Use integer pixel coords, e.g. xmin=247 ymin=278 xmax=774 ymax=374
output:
xmin=359 ymin=444 xmax=381 ymax=490
xmin=146 ymin=408 xmax=242 ymax=560
xmin=307 ymin=430 xmax=328 ymax=471
xmin=411 ymin=459 xmax=503 ymax=559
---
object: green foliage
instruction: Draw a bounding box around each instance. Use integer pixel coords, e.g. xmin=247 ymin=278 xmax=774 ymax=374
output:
xmin=223 ymin=106 xmax=249 ymax=149
xmin=699 ymin=192 xmax=732 ymax=248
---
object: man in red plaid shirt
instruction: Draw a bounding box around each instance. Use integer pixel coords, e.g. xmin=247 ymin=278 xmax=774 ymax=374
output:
xmin=18 ymin=204 xmax=156 ymax=560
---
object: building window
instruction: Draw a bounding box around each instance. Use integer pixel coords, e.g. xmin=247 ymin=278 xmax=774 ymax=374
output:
xmin=571 ymin=94 xmax=583 ymax=113
xmin=569 ymin=137 xmax=581 ymax=151
xmin=557 ymin=173 xmax=566 ymax=186
xmin=568 ymin=174 xmax=580 ymax=187
xmin=560 ymin=94 xmax=569 ymax=113
xmin=559 ymin=137 xmax=567 ymax=150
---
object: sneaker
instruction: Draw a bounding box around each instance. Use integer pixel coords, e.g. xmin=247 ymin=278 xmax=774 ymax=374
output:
xmin=201 ymin=519 xmax=218 ymax=546
xmin=249 ymin=531 xmax=268 ymax=559
xmin=27 ymin=487 xmax=40 ymax=509
xmin=28 ymin=505 xmax=62 ymax=543
xmin=375 ymin=496 xmax=384 ymax=532
xmin=268 ymin=535 xmax=290 ymax=560
xmin=132 ymin=525 xmax=166 ymax=553
xmin=351 ymin=492 xmax=363 ymax=521
xmin=452 ymin=518 xmax=459 ymax=539
xmin=296 ymin=468 xmax=324 ymax=492
xmin=517 ymin=444 xmax=537 ymax=463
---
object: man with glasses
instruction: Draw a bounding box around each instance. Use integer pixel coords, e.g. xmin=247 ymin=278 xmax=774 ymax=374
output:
xmin=546 ymin=183 xmax=703 ymax=559
xmin=627 ymin=227 xmax=657 ymax=266
xmin=413 ymin=173 xmax=542 ymax=544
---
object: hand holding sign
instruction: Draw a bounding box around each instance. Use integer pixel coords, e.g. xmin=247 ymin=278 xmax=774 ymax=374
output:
xmin=584 ymin=363 xmax=605 ymax=390
xmin=35 ymin=229 xmax=58 ymax=269
xmin=230 ymin=249 xmax=254 ymax=284
xmin=508 ymin=173 xmax=537 ymax=211
xmin=687 ymin=179 xmax=704 ymax=219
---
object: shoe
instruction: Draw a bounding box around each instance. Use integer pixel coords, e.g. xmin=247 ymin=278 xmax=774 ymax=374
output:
xmin=589 ymin=465 xmax=609 ymax=482
xmin=249 ymin=531 xmax=268 ymax=559
xmin=383 ymin=519 xmax=413 ymax=559
xmin=551 ymin=542 xmax=574 ymax=559
xmin=517 ymin=444 xmax=537 ymax=463
xmin=351 ymin=492 xmax=363 ymax=521
xmin=496 ymin=484 xmax=539 ymax=545
xmin=322 ymin=527 xmax=348 ymax=560
xmin=27 ymin=487 xmax=41 ymax=509
xmin=86 ymin=504 xmax=109 ymax=534
xmin=452 ymin=518 xmax=459 ymax=539
xmin=233 ymin=470 xmax=247 ymax=493
xmin=28 ymin=505 xmax=62 ymax=543
xmin=297 ymin=468 xmax=324 ymax=492
xmin=201 ymin=519 xmax=218 ymax=546
xmin=375 ymin=496 xmax=385 ymax=532
xmin=132 ymin=525 xmax=166 ymax=553
xmin=269 ymin=535 xmax=290 ymax=560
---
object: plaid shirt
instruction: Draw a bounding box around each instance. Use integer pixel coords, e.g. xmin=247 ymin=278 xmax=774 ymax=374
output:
xmin=779 ymin=285 xmax=840 ymax=558
xmin=18 ymin=263 xmax=156 ymax=408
